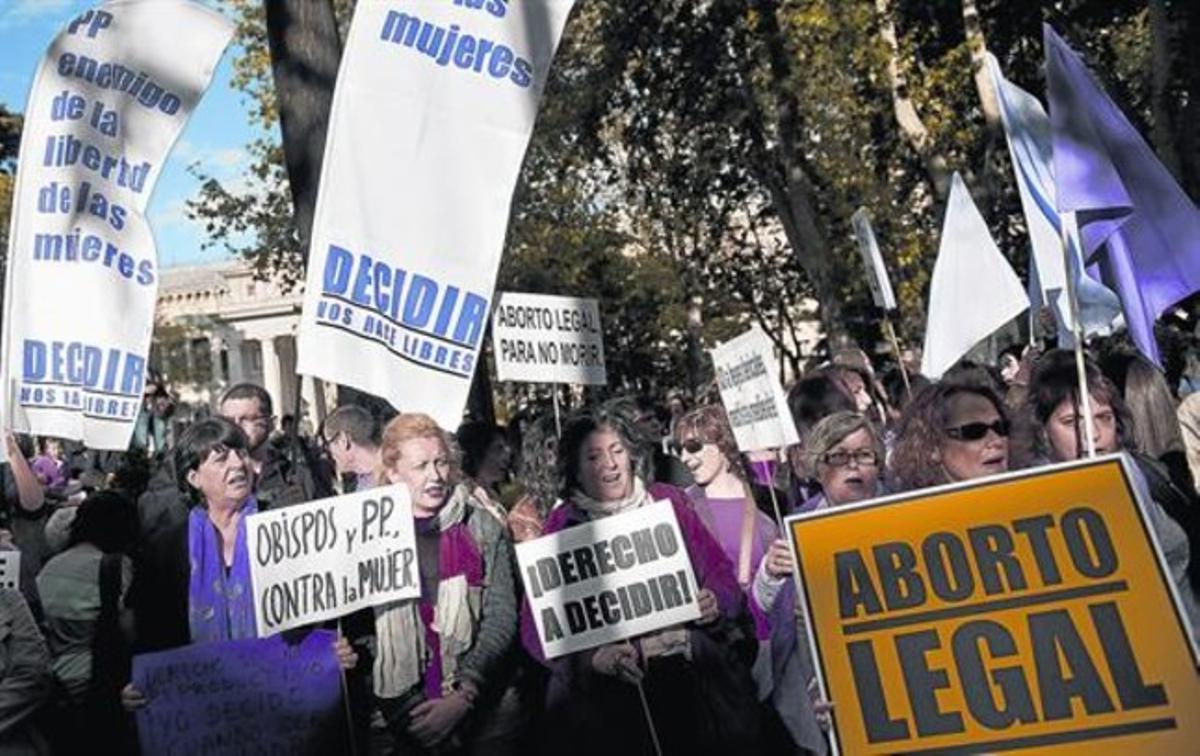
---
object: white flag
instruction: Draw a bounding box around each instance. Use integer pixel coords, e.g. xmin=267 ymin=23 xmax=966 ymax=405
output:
xmin=986 ymin=53 xmax=1120 ymax=345
xmin=0 ymin=2 xmax=233 ymax=452
xmin=296 ymin=1 xmax=576 ymax=428
xmin=921 ymin=174 xmax=1029 ymax=379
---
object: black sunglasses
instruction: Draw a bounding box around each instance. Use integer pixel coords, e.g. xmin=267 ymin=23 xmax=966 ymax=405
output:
xmin=670 ymin=438 xmax=706 ymax=456
xmin=944 ymin=420 xmax=1010 ymax=441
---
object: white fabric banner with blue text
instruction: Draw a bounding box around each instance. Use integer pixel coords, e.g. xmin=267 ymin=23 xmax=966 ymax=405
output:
xmin=297 ymin=0 xmax=576 ymax=427
xmin=0 ymin=1 xmax=232 ymax=452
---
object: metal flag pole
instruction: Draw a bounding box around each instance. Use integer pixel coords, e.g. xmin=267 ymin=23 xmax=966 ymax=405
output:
xmin=635 ymin=681 xmax=664 ymax=756
xmin=1059 ymin=211 xmax=1097 ymax=458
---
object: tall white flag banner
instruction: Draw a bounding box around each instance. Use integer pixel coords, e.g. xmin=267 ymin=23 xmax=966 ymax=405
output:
xmin=492 ymin=292 xmax=607 ymax=385
xmin=921 ymin=173 xmax=1030 ymax=379
xmin=711 ymin=326 xmax=799 ymax=452
xmin=851 ymin=208 xmax=897 ymax=311
xmin=246 ymin=485 xmax=419 ymax=637
xmin=296 ymin=1 xmax=577 ymax=427
xmin=0 ymin=2 xmax=233 ymax=452
xmin=985 ymin=53 xmax=1120 ymax=345
xmin=516 ymin=499 xmax=701 ymax=659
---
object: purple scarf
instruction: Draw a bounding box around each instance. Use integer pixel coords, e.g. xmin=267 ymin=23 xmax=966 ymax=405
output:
xmin=188 ymin=497 xmax=259 ymax=643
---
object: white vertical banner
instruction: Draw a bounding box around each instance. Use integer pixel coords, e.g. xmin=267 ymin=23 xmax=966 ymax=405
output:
xmin=296 ymin=1 xmax=577 ymax=427
xmin=0 ymin=2 xmax=233 ymax=452
xmin=851 ymin=207 xmax=897 ymax=311
xmin=711 ymin=326 xmax=799 ymax=452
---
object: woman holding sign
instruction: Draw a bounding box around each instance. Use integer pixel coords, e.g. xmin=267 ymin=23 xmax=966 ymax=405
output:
xmin=122 ymin=419 xmax=358 ymax=704
xmin=1028 ymin=351 xmax=1200 ymax=632
xmin=372 ymin=413 xmax=521 ymax=755
xmin=755 ymin=411 xmax=887 ymax=756
xmin=521 ymin=399 xmax=767 ymax=756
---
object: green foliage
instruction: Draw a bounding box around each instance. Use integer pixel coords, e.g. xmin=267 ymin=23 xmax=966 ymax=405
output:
xmin=187 ymin=0 xmax=1184 ymax=394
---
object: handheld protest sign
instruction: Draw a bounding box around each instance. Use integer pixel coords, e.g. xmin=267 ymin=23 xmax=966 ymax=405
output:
xmin=786 ymin=455 xmax=1200 ymax=755
xmin=492 ymin=292 xmax=607 ymax=385
xmin=247 ymin=484 xmax=419 ymax=637
xmin=711 ymin=326 xmax=799 ymax=453
xmin=132 ymin=629 xmax=346 ymax=755
xmin=517 ymin=499 xmax=702 ymax=659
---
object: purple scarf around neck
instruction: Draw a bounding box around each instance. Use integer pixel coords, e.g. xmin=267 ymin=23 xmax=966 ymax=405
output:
xmin=188 ymin=496 xmax=259 ymax=643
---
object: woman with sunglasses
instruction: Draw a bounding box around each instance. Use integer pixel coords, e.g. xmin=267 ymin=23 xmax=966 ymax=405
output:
xmin=672 ymin=405 xmax=779 ymax=600
xmin=889 ymin=381 xmax=1012 ymax=493
xmin=753 ymin=412 xmax=886 ymax=755
xmin=1028 ymin=350 xmax=1199 ymax=632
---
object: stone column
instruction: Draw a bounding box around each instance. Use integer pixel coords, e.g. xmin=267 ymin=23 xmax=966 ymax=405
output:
xmin=260 ymin=337 xmax=284 ymax=418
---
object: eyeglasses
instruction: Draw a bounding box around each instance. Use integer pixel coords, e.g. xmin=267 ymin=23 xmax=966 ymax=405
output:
xmin=669 ymin=438 xmax=706 ymax=456
xmin=944 ymin=420 xmax=1010 ymax=441
xmin=821 ymin=449 xmax=879 ymax=468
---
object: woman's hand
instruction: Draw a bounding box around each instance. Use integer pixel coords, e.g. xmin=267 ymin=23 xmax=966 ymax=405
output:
xmin=590 ymin=642 xmax=643 ymax=684
xmin=695 ymin=588 xmax=720 ymax=625
xmin=407 ymin=694 xmax=471 ymax=747
xmin=808 ymin=678 xmax=835 ymax=731
xmin=765 ymin=538 xmax=794 ymax=578
xmin=333 ymin=636 xmax=358 ymax=671
xmin=121 ymin=683 xmax=147 ymax=712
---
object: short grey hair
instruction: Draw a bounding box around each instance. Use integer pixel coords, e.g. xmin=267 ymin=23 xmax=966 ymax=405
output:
xmin=803 ymin=411 xmax=884 ymax=473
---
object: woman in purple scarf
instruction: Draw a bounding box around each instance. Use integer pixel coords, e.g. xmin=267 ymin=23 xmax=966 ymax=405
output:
xmin=372 ymin=413 xmax=520 ymax=755
xmin=122 ymin=418 xmax=356 ymax=707
xmin=520 ymin=399 xmax=768 ymax=756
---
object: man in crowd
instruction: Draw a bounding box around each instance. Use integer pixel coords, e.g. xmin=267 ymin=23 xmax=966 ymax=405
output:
xmin=320 ymin=404 xmax=382 ymax=492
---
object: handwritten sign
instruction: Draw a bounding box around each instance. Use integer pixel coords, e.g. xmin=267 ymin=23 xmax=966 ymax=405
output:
xmin=492 ymin=292 xmax=607 ymax=385
xmin=517 ymin=499 xmax=701 ymax=658
xmin=247 ymin=484 xmax=419 ymax=636
xmin=132 ymin=629 xmax=346 ymax=756
xmin=711 ymin=326 xmax=799 ymax=452
xmin=786 ymin=456 xmax=1200 ymax=754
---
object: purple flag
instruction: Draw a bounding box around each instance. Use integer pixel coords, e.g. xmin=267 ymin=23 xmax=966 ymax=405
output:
xmin=1045 ymin=24 xmax=1200 ymax=365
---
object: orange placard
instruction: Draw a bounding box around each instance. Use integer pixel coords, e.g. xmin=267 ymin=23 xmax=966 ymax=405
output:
xmin=787 ymin=455 xmax=1199 ymax=755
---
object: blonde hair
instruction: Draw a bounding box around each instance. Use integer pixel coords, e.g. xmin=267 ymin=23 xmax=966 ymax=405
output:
xmin=377 ymin=413 xmax=461 ymax=484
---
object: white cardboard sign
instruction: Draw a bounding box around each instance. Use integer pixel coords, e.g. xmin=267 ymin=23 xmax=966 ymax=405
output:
xmin=246 ymin=484 xmax=419 ymax=637
xmin=516 ymin=499 xmax=701 ymax=659
xmin=711 ymin=326 xmax=800 ymax=452
xmin=492 ymin=292 xmax=607 ymax=385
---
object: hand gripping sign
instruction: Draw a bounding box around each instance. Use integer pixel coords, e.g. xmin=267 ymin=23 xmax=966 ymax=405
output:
xmin=786 ymin=455 xmax=1200 ymax=755
xmin=517 ymin=499 xmax=702 ymax=659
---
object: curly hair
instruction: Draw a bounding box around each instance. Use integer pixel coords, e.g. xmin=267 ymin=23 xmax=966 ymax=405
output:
xmin=377 ymin=413 xmax=462 ymax=485
xmin=558 ymin=397 xmax=651 ymax=497
xmin=517 ymin=413 xmax=560 ymax=515
xmin=889 ymin=381 xmax=1010 ymax=492
xmin=672 ymin=403 xmax=745 ymax=481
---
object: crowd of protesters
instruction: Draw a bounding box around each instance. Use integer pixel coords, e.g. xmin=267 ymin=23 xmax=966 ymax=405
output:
xmin=0 ymin=335 xmax=1196 ymax=755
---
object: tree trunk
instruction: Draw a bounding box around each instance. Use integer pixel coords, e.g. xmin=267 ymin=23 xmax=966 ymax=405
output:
xmin=961 ymin=0 xmax=1000 ymax=133
xmin=1148 ymin=0 xmax=1186 ymax=187
xmin=263 ymin=0 xmax=343 ymax=254
xmin=875 ymin=0 xmax=950 ymax=197
xmin=747 ymin=0 xmax=849 ymax=348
